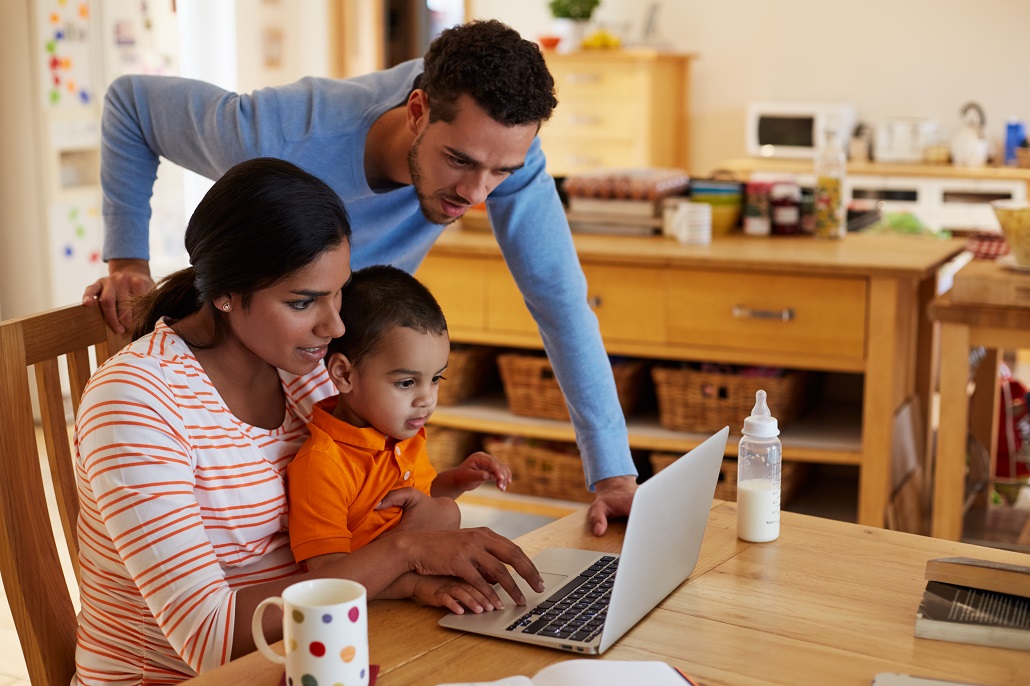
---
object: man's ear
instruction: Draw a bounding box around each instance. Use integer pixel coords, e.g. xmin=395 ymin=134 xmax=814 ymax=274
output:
xmin=406 ymin=89 xmax=430 ymax=136
xmin=325 ymin=352 xmax=357 ymax=393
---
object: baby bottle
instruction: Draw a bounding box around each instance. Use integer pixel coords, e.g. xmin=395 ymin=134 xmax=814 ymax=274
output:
xmin=736 ymin=390 xmax=781 ymax=543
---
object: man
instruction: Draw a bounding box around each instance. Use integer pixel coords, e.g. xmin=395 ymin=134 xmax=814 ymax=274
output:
xmin=83 ymin=19 xmax=636 ymax=534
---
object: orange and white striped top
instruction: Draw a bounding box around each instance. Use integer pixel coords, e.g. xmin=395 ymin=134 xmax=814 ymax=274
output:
xmin=73 ymin=320 xmax=334 ymax=684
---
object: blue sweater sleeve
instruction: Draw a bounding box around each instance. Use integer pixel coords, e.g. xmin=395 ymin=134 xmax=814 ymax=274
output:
xmin=100 ymin=74 xmax=286 ymax=260
xmin=486 ymin=139 xmax=637 ymax=487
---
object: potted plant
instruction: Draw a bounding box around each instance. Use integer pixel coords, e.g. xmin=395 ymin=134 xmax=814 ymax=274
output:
xmin=548 ymin=0 xmax=600 ymax=51
xmin=548 ymin=0 xmax=600 ymax=20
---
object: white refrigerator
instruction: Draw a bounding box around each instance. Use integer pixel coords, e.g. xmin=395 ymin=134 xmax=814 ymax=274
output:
xmin=0 ymin=0 xmax=184 ymax=320
xmin=0 ymin=0 xmax=339 ymax=320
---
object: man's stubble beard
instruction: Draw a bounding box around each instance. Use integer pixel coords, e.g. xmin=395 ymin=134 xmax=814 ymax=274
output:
xmin=408 ymin=132 xmax=459 ymax=226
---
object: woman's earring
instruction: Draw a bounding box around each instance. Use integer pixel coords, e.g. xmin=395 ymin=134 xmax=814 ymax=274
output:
xmin=221 ymin=303 xmax=231 ymax=312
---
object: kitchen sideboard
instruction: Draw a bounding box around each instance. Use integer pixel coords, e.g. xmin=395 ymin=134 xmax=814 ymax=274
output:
xmin=539 ymin=50 xmax=693 ymax=177
xmin=417 ymin=230 xmax=967 ymax=529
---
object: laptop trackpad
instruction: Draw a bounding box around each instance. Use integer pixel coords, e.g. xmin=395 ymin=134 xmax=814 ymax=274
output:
xmin=509 ymin=571 xmax=567 ymax=605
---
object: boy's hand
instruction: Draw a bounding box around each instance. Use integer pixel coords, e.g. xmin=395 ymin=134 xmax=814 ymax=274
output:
xmin=449 ymin=452 xmax=512 ymax=493
xmin=377 ymin=488 xmax=460 ymax=531
xmin=410 ymin=575 xmax=498 ymax=614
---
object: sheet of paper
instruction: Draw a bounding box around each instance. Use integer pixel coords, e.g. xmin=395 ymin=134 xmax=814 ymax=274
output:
xmin=436 ymin=660 xmax=688 ymax=686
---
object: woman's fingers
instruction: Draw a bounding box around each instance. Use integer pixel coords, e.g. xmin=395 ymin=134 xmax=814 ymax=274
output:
xmin=412 ymin=528 xmax=544 ymax=607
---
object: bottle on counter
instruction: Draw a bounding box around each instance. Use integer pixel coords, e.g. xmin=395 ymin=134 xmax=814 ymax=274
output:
xmin=1004 ymin=117 xmax=1026 ymax=166
xmin=737 ymin=390 xmax=781 ymax=543
xmin=814 ymin=126 xmax=847 ymax=238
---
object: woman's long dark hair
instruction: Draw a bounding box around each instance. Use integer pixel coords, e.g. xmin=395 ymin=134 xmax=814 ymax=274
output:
xmin=133 ymin=158 xmax=351 ymax=343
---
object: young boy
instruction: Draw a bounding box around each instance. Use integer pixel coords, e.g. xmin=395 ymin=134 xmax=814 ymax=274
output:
xmin=287 ymin=264 xmax=512 ymax=613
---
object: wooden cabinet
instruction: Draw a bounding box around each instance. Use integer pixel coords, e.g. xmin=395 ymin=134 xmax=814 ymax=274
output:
xmin=416 ymin=229 xmax=967 ymax=529
xmin=539 ymin=50 xmax=693 ymax=177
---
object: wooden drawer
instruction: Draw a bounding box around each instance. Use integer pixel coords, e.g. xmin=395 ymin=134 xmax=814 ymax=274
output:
xmin=486 ymin=264 xmax=537 ymax=335
xmin=666 ymin=270 xmax=868 ymax=360
xmin=415 ymin=255 xmax=487 ymax=332
xmin=418 ymin=255 xmax=667 ymax=347
xmin=547 ymin=59 xmax=645 ymax=102
xmin=541 ymin=102 xmax=641 ymax=142
xmin=584 ymin=264 xmax=666 ymax=344
xmin=480 ymin=262 xmax=668 ymax=344
xmin=538 ymin=139 xmax=646 ymax=176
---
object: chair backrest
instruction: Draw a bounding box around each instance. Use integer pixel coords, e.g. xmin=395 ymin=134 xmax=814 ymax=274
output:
xmin=0 ymin=304 xmax=130 ymax=686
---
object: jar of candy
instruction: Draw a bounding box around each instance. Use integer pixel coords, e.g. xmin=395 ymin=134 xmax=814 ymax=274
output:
xmin=770 ymin=182 xmax=801 ymax=235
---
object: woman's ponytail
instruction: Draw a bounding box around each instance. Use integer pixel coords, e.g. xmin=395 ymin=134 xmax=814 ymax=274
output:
xmin=131 ymin=267 xmax=201 ymax=340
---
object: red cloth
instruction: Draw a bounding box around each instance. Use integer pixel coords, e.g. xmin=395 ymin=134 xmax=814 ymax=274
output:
xmin=965 ymin=233 xmax=1010 ymax=260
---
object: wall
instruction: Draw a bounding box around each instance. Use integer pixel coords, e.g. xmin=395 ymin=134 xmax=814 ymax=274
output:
xmin=0 ymin=0 xmax=48 ymax=319
xmin=472 ymin=0 xmax=1030 ymax=175
xmin=235 ymin=0 xmax=331 ymax=92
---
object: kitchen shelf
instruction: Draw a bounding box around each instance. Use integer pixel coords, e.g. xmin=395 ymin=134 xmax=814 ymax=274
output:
xmin=430 ymin=395 xmax=862 ymax=465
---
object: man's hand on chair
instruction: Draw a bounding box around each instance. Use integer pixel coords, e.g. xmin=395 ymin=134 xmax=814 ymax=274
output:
xmin=82 ymin=259 xmax=155 ymax=334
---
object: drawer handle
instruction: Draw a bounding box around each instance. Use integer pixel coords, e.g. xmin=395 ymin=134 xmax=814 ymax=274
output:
xmin=732 ymin=305 xmax=795 ymax=322
xmin=567 ymin=72 xmax=603 ymax=84
xmin=587 ymin=295 xmax=602 ymax=308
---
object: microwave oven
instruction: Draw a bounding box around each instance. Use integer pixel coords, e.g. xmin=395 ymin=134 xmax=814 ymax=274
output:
xmin=746 ymin=102 xmax=856 ymax=159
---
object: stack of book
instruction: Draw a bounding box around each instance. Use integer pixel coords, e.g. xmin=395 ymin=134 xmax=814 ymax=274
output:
xmin=562 ymin=168 xmax=690 ymax=236
xmin=914 ymin=557 xmax=1030 ymax=652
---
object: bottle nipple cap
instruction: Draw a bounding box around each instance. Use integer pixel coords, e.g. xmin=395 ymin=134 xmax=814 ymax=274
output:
xmin=743 ymin=389 xmax=779 ymax=437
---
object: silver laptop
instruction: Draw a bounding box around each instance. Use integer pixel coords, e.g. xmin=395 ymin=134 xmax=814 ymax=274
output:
xmin=440 ymin=427 xmax=729 ymax=655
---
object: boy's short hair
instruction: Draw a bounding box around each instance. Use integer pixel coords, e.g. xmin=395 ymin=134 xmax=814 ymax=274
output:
xmin=329 ymin=265 xmax=447 ymax=366
xmin=420 ymin=19 xmax=557 ymax=128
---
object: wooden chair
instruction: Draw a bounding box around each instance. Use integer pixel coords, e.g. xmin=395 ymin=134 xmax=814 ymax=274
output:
xmin=0 ymin=304 xmax=129 ymax=686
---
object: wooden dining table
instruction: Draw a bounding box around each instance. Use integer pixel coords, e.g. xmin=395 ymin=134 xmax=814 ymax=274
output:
xmin=184 ymin=502 xmax=1028 ymax=686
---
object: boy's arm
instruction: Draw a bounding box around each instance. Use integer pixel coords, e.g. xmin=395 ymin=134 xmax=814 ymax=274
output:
xmin=377 ymin=488 xmax=461 ymax=531
xmin=430 ymin=470 xmax=463 ymax=499
xmin=430 ymin=452 xmax=512 ymax=499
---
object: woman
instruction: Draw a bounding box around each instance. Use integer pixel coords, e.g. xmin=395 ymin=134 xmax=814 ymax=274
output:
xmin=73 ymin=158 xmax=542 ymax=684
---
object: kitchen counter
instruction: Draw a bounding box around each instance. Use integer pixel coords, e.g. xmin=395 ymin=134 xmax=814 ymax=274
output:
xmin=719 ymin=157 xmax=1030 ymax=184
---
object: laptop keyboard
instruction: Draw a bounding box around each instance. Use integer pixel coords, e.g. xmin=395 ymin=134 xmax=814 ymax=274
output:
xmin=506 ymin=555 xmax=618 ymax=643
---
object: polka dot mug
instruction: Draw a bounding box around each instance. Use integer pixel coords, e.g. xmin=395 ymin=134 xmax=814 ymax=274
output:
xmin=253 ymin=579 xmax=369 ymax=686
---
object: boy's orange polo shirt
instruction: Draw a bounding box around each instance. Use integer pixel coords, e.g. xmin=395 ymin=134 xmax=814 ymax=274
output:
xmin=287 ymin=396 xmax=437 ymax=563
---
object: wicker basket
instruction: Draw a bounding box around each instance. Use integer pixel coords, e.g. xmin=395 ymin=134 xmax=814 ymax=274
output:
xmin=438 ymin=345 xmax=497 ymax=406
xmin=483 ymin=436 xmax=592 ymax=503
xmin=649 ymin=452 xmax=809 ymax=504
xmin=651 ymin=366 xmax=808 ymax=433
xmin=497 ymin=353 xmax=647 ymax=421
xmin=425 ymin=427 xmax=480 ymax=472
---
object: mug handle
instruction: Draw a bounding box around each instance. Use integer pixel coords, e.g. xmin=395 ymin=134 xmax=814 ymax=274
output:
xmin=252 ymin=597 xmax=286 ymax=665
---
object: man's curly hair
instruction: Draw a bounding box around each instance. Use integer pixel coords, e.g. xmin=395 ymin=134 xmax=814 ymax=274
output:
xmin=421 ymin=20 xmax=557 ymax=128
